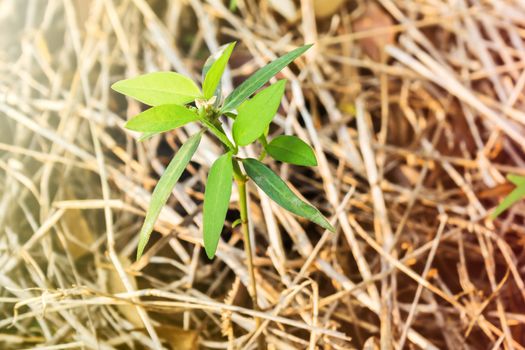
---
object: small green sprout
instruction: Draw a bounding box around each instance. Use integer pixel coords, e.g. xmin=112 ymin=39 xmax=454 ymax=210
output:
xmin=491 ymin=174 xmax=525 ymax=219
xmin=112 ymin=42 xmax=334 ymax=263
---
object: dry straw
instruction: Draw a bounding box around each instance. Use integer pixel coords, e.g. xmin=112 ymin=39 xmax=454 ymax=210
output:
xmin=1 ymin=0 xmax=524 ymax=349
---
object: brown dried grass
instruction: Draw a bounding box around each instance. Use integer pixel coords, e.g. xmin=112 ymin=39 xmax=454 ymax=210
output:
xmin=1 ymin=0 xmax=525 ymax=349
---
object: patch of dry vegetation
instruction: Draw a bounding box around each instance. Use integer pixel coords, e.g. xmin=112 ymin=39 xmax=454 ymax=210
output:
xmin=1 ymin=0 xmax=525 ymax=349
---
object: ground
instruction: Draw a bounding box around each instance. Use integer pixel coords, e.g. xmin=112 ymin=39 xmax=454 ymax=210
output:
xmin=0 ymin=0 xmax=524 ymax=349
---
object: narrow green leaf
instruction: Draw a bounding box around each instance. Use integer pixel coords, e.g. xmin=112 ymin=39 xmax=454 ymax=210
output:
xmin=491 ymin=174 xmax=525 ymax=219
xmin=203 ymin=153 xmax=233 ymax=258
xmin=507 ymin=174 xmax=525 ymax=186
xmin=125 ymin=105 xmax=199 ymax=133
xmin=266 ymin=135 xmax=317 ymax=166
xmin=232 ymin=80 xmax=286 ymax=146
xmin=491 ymin=186 xmax=525 ymax=219
xmin=242 ymin=158 xmax=334 ymax=232
xmin=136 ymin=130 xmax=204 ymax=259
xmin=203 ymin=42 xmax=236 ymax=99
xmin=112 ymin=72 xmax=202 ymax=106
xmin=222 ymin=44 xmax=312 ymax=113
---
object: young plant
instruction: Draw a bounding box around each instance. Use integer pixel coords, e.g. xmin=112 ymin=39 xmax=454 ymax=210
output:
xmin=112 ymin=42 xmax=334 ymax=315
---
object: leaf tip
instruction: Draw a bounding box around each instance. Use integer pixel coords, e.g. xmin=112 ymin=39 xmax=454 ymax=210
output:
xmin=320 ymin=216 xmax=335 ymax=232
xmin=123 ymin=117 xmax=142 ymax=132
xmin=123 ymin=119 xmax=133 ymax=130
xmin=204 ymin=247 xmax=216 ymax=260
xmin=490 ymin=207 xmax=504 ymax=220
xmin=111 ymin=80 xmax=123 ymax=93
xmin=490 ymin=210 xmax=501 ymax=221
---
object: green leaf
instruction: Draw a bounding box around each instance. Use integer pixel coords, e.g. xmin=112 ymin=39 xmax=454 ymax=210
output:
xmin=232 ymin=80 xmax=286 ymax=146
xmin=136 ymin=130 xmax=203 ymax=259
xmin=266 ymin=135 xmax=317 ymax=166
xmin=242 ymin=158 xmax=334 ymax=232
xmin=112 ymin=72 xmax=202 ymax=106
xmin=222 ymin=44 xmax=312 ymax=113
xmin=203 ymin=42 xmax=236 ymax=99
xmin=507 ymin=174 xmax=525 ymax=186
xmin=203 ymin=153 xmax=233 ymax=258
xmin=125 ymin=105 xmax=199 ymax=133
xmin=491 ymin=174 xmax=525 ymax=219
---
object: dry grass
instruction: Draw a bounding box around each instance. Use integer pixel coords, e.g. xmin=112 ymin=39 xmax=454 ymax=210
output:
xmin=1 ymin=0 xmax=525 ymax=349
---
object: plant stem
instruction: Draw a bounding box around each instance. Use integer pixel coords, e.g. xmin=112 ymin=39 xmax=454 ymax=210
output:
xmin=233 ymin=160 xmax=262 ymax=341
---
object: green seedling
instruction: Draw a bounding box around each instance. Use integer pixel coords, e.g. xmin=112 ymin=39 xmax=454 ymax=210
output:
xmin=112 ymin=43 xmax=334 ymax=323
xmin=491 ymin=174 xmax=525 ymax=219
